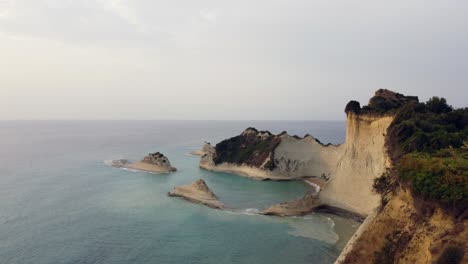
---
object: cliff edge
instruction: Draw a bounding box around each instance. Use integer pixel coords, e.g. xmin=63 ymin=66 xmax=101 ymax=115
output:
xmin=200 ymin=89 xmax=417 ymax=217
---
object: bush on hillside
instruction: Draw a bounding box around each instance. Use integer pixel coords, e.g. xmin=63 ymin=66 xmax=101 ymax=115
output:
xmin=386 ymin=96 xmax=468 ymax=206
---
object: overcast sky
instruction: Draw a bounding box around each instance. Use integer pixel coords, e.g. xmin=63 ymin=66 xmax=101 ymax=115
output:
xmin=1 ymin=0 xmax=467 ymax=120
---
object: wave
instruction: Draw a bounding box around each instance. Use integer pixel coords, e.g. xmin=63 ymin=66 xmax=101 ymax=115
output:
xmin=239 ymin=208 xmax=262 ymax=215
xmin=222 ymin=208 xmax=263 ymax=216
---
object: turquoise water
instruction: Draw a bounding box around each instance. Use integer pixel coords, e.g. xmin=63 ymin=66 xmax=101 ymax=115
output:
xmin=0 ymin=121 xmax=359 ymax=264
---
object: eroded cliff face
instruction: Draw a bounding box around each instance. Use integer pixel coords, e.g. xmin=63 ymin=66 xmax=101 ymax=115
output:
xmin=319 ymin=113 xmax=394 ymax=216
xmin=200 ymin=90 xmax=417 ymax=216
xmin=200 ymin=112 xmax=394 ymax=216
xmin=273 ymin=134 xmax=343 ymax=178
xmin=338 ymin=188 xmax=468 ymax=264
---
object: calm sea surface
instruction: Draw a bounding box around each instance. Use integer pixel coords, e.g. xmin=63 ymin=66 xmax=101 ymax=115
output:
xmin=0 ymin=121 xmax=359 ymax=264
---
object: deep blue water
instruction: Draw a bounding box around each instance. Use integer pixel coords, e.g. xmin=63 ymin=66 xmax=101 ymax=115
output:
xmin=0 ymin=121 xmax=358 ymax=264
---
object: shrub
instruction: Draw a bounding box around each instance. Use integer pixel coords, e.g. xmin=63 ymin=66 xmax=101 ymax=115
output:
xmin=373 ymin=171 xmax=395 ymax=195
xmin=385 ymin=96 xmax=468 ymax=207
xmin=397 ymin=151 xmax=468 ymax=205
xmin=214 ymin=130 xmax=281 ymax=169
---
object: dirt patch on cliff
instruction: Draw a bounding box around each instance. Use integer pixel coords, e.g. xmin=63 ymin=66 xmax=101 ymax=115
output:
xmin=341 ymin=188 xmax=467 ymax=264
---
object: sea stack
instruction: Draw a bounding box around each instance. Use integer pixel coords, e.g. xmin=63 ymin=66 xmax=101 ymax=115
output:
xmin=168 ymin=179 xmax=224 ymax=209
xmin=126 ymin=152 xmax=177 ymax=173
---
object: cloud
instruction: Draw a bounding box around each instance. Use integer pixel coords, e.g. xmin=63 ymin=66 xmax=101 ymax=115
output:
xmin=0 ymin=0 xmax=467 ymax=120
xmin=97 ymin=0 xmax=147 ymax=33
xmin=0 ymin=0 xmax=15 ymax=19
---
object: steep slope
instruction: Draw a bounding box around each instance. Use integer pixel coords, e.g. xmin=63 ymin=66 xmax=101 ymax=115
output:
xmin=338 ymin=188 xmax=467 ymax=264
xmin=200 ymin=89 xmax=415 ymax=217
xmin=319 ymin=113 xmax=394 ymax=216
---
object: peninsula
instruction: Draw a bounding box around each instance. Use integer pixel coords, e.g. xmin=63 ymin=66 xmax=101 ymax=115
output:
xmin=194 ymin=89 xmax=467 ymax=264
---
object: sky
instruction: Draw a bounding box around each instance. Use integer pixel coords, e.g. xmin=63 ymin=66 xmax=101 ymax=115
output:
xmin=0 ymin=0 xmax=467 ymax=120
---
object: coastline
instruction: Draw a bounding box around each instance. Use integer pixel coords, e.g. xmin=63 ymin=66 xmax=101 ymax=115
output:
xmin=199 ymin=162 xmax=308 ymax=181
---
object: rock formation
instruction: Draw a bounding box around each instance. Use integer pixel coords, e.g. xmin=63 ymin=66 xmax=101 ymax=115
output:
xmin=195 ymin=89 xmax=468 ymax=264
xmin=168 ymin=179 xmax=224 ymax=209
xmin=190 ymin=142 xmax=213 ymax=156
xmin=262 ymin=194 xmax=321 ymax=216
xmin=111 ymin=152 xmax=177 ymax=173
xmin=198 ymin=89 xmax=418 ymax=217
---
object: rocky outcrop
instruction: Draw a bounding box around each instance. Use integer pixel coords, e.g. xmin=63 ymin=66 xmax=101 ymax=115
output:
xmin=111 ymin=152 xmax=177 ymax=173
xmin=142 ymin=152 xmax=174 ymax=167
xmin=212 ymin=127 xmax=281 ymax=170
xmin=358 ymin=89 xmax=418 ymax=115
xmin=262 ymin=194 xmax=321 ymax=216
xmin=168 ymin=179 xmax=224 ymax=209
xmin=190 ymin=142 xmax=213 ymax=156
xmin=198 ymin=90 xmax=416 ymax=217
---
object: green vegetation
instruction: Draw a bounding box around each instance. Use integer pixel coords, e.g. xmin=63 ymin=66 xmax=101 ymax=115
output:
xmin=373 ymin=171 xmax=395 ymax=195
xmin=214 ymin=131 xmax=281 ymax=169
xmin=398 ymin=150 xmax=468 ymax=204
xmin=386 ymin=96 xmax=468 ymax=206
xmin=361 ymin=89 xmax=418 ymax=115
xmin=372 ymin=170 xmax=396 ymax=206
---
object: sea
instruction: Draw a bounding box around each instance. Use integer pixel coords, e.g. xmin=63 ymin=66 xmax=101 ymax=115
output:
xmin=0 ymin=120 xmax=359 ymax=264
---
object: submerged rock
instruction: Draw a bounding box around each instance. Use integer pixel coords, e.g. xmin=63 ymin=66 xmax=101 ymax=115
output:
xmin=168 ymin=179 xmax=224 ymax=209
xmin=109 ymin=159 xmax=131 ymax=168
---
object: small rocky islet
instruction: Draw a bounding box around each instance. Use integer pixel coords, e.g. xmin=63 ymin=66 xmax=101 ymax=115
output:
xmin=168 ymin=179 xmax=224 ymax=209
xmin=111 ymin=152 xmax=177 ymax=173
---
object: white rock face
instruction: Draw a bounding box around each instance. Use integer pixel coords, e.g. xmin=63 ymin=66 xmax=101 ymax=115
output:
xmin=199 ymin=113 xmax=393 ymax=217
xmin=273 ymin=113 xmax=393 ymax=216
xmin=319 ymin=113 xmax=393 ymax=217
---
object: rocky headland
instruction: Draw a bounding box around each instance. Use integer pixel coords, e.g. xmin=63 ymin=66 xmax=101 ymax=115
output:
xmin=199 ymin=89 xmax=418 ymax=217
xmin=196 ymin=89 xmax=467 ymax=263
xmin=168 ymin=179 xmax=224 ymax=209
xmin=111 ymin=152 xmax=177 ymax=173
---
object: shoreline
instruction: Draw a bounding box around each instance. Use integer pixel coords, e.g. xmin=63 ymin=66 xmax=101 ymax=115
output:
xmin=200 ymin=161 xmax=368 ymax=262
xmin=334 ymin=208 xmax=378 ymax=263
xmin=109 ymin=159 xmax=177 ymax=173
xmin=199 ymin=162 xmax=310 ymax=181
